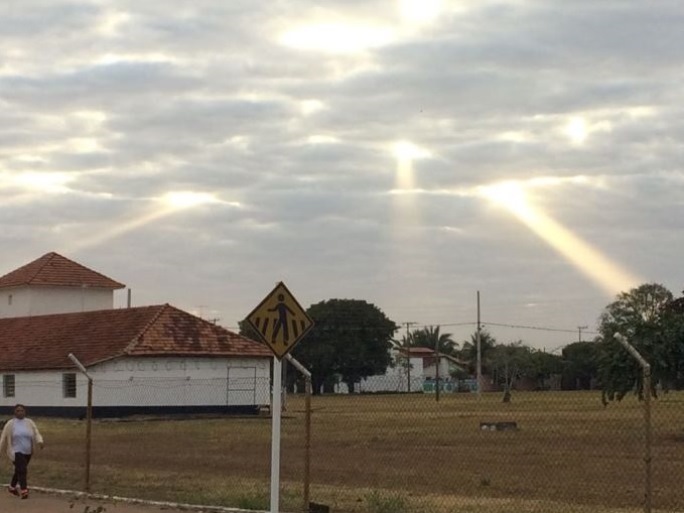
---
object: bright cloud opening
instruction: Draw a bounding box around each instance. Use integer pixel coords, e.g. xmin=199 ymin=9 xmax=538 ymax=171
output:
xmin=565 ymin=117 xmax=588 ymax=144
xmin=391 ymin=140 xmax=431 ymax=191
xmin=300 ymin=99 xmax=326 ymax=116
xmin=307 ymin=135 xmax=340 ymax=145
xmin=280 ymin=23 xmax=394 ymax=54
xmin=160 ymin=191 xmax=221 ymax=209
xmin=12 ymin=172 xmax=75 ymax=194
xmin=392 ymin=140 xmax=431 ymax=161
xmin=399 ymin=0 xmax=443 ymax=25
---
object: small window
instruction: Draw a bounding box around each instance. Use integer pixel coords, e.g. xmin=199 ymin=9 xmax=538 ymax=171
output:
xmin=63 ymin=373 xmax=77 ymax=398
xmin=7 ymin=294 xmax=12 ymax=306
xmin=3 ymin=375 xmax=15 ymax=398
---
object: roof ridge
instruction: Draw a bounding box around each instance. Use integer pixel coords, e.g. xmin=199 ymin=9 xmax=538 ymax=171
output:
xmin=123 ymin=304 xmax=170 ymax=354
xmin=25 ymin=252 xmax=56 ymax=284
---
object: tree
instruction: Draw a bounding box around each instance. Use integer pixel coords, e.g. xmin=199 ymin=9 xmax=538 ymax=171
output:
xmin=407 ymin=326 xmax=458 ymax=355
xmin=597 ymin=283 xmax=684 ymax=403
xmin=561 ymin=341 xmax=599 ymax=390
xmin=292 ymin=299 xmax=398 ymax=394
xmin=488 ymin=342 xmax=535 ymax=401
xmin=460 ymin=330 xmax=496 ymax=373
xmin=529 ymin=350 xmax=564 ymax=390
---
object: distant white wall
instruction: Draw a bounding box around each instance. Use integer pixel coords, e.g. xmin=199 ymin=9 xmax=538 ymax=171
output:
xmin=423 ymin=358 xmax=462 ymax=380
xmin=0 ymin=356 xmax=271 ymax=408
xmin=0 ymin=285 xmax=114 ymax=318
xmin=335 ymin=355 xmax=425 ymax=393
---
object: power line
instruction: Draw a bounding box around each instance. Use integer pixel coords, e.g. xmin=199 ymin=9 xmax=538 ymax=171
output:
xmin=482 ymin=321 xmax=598 ymax=335
xmin=227 ymin=319 xmax=595 ymax=336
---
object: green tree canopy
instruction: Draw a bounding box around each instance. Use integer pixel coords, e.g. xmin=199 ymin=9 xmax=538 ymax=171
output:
xmin=597 ymin=283 xmax=684 ymax=403
xmin=292 ymin=299 xmax=398 ymax=394
xmin=489 ymin=342 xmax=535 ymax=400
xmin=561 ymin=341 xmax=599 ymax=390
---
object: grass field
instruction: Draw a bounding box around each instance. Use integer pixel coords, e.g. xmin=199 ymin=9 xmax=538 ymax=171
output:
xmin=20 ymin=391 xmax=684 ymax=513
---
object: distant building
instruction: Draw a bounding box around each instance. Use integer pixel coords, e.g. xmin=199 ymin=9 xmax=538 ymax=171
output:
xmin=0 ymin=253 xmax=271 ymax=417
xmin=335 ymin=347 xmax=471 ymax=394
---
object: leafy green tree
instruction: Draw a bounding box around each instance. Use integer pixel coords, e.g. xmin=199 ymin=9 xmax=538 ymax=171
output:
xmin=561 ymin=341 xmax=599 ymax=390
xmin=293 ymin=299 xmax=398 ymax=394
xmin=407 ymin=326 xmax=458 ymax=355
xmin=238 ymin=320 xmax=262 ymax=342
xmin=529 ymin=350 xmax=564 ymax=390
xmin=597 ymin=283 xmax=684 ymax=403
xmin=488 ymin=342 xmax=535 ymax=401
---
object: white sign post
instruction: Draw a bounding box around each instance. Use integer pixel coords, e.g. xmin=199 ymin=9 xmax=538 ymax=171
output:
xmin=270 ymin=356 xmax=283 ymax=513
xmin=245 ymin=282 xmax=314 ymax=513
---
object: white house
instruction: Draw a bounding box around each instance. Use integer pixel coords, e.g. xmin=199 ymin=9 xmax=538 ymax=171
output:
xmin=335 ymin=347 xmax=470 ymax=394
xmin=335 ymin=348 xmax=425 ymax=394
xmin=0 ymin=254 xmax=272 ymax=417
xmin=0 ymin=252 xmax=125 ymax=318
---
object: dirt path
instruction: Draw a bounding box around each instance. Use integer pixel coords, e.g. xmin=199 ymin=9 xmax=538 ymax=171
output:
xmin=0 ymin=489 xmax=248 ymax=513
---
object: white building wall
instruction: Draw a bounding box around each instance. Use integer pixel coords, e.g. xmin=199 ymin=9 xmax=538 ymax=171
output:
xmin=0 ymin=287 xmax=31 ymax=319
xmin=0 ymin=356 xmax=271 ymax=409
xmin=335 ymin=356 xmax=425 ymax=393
xmin=0 ymin=286 xmax=114 ymax=318
xmin=423 ymin=359 xmax=456 ymax=380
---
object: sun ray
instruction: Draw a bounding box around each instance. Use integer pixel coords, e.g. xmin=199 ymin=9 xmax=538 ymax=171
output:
xmin=479 ymin=181 xmax=640 ymax=295
xmin=67 ymin=191 xmax=240 ymax=254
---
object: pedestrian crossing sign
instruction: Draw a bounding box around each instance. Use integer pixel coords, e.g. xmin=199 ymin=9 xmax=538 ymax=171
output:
xmin=245 ymin=282 xmax=314 ymax=359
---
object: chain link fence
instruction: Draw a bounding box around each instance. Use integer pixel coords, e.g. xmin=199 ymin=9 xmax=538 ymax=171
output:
xmin=6 ymin=375 xmax=684 ymax=513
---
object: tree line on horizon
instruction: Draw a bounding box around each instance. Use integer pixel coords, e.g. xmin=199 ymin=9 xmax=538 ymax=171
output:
xmin=240 ymin=283 xmax=684 ymax=401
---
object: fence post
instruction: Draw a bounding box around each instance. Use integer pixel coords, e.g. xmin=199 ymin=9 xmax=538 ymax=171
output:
xmin=286 ymin=354 xmax=313 ymax=513
xmin=304 ymin=376 xmax=312 ymax=512
xmin=68 ymin=353 xmax=93 ymax=493
xmin=85 ymin=377 xmax=93 ymax=493
xmin=614 ymin=333 xmax=652 ymax=513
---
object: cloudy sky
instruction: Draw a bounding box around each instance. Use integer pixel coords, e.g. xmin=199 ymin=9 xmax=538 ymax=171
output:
xmin=2 ymin=0 xmax=683 ymax=349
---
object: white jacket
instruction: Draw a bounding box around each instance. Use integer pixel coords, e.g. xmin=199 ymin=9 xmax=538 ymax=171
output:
xmin=0 ymin=418 xmax=44 ymax=462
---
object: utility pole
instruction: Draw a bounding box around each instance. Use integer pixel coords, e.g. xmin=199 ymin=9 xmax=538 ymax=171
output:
xmin=435 ymin=334 xmax=440 ymax=402
xmin=578 ymin=325 xmax=588 ymax=342
xmin=476 ymin=291 xmax=482 ymax=400
xmin=403 ymin=322 xmax=417 ymax=393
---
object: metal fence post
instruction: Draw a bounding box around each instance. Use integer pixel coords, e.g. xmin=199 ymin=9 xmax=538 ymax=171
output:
xmin=304 ymin=376 xmax=312 ymax=512
xmin=286 ymin=354 xmax=313 ymax=513
xmin=614 ymin=333 xmax=652 ymax=513
xmin=68 ymin=353 xmax=93 ymax=493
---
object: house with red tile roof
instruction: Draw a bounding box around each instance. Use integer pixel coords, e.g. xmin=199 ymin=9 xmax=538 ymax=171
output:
xmin=0 ymin=252 xmax=125 ymax=318
xmin=0 ymin=254 xmax=271 ymax=417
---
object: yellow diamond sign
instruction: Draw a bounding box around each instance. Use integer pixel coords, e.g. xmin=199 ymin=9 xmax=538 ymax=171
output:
xmin=245 ymin=282 xmax=314 ymax=359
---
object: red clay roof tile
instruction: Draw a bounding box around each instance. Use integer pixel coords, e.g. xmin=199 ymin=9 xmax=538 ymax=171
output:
xmin=0 ymin=252 xmax=125 ymax=289
xmin=0 ymin=305 xmax=271 ymax=371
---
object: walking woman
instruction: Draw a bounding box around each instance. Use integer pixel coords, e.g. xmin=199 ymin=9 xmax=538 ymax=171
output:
xmin=0 ymin=404 xmax=44 ymax=499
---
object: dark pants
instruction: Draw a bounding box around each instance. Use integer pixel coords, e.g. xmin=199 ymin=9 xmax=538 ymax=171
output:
xmin=11 ymin=452 xmax=32 ymax=490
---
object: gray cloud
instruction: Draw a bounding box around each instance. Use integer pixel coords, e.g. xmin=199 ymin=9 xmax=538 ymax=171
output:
xmin=1 ymin=0 xmax=683 ymax=348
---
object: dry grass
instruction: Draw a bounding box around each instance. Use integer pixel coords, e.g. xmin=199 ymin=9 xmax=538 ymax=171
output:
xmin=25 ymin=391 xmax=684 ymax=512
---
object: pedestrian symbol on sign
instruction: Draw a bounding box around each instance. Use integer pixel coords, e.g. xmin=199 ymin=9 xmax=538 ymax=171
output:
xmin=269 ymin=294 xmax=294 ymax=344
xmin=245 ymin=282 xmax=314 ymax=359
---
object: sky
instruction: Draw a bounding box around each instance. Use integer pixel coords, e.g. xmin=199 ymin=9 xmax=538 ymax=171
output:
xmin=1 ymin=0 xmax=683 ymax=351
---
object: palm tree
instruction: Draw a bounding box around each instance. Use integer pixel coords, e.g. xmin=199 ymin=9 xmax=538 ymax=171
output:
xmin=460 ymin=329 xmax=497 ymax=372
xmin=408 ymin=326 xmax=458 ymax=356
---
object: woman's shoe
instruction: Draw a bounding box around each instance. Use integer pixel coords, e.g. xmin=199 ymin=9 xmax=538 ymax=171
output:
xmin=7 ymin=486 xmax=18 ymax=496
xmin=20 ymin=489 xmax=29 ymax=500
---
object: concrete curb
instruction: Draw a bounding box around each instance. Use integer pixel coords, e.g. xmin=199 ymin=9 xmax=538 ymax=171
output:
xmin=27 ymin=485 xmax=268 ymax=513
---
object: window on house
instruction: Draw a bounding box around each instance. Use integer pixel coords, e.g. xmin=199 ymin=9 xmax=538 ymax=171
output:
xmin=3 ymin=375 xmax=15 ymax=398
xmin=7 ymin=294 xmax=12 ymax=306
xmin=63 ymin=373 xmax=77 ymax=398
